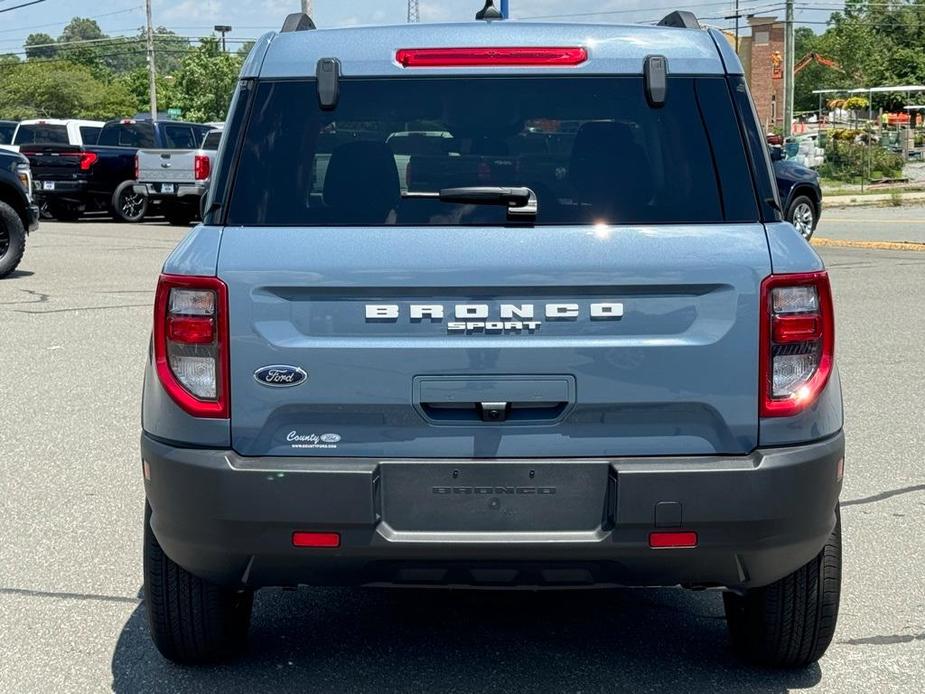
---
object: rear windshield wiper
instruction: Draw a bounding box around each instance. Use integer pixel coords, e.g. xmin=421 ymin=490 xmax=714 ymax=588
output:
xmin=405 ymin=186 xmax=538 ymax=222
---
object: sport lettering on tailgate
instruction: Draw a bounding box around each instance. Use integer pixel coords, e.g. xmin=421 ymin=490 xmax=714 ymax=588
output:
xmin=366 ymin=302 xmax=624 ymax=334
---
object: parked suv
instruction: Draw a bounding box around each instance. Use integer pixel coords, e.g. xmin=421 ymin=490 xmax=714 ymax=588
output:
xmin=141 ymin=11 xmax=844 ymax=669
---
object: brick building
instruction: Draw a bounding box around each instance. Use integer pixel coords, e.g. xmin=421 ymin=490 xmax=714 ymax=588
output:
xmin=738 ymin=16 xmax=786 ymax=132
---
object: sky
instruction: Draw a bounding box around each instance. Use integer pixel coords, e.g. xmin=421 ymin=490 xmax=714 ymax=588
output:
xmin=0 ymin=0 xmax=843 ymax=56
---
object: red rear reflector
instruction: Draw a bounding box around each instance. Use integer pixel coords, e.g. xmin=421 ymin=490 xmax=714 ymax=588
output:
xmin=292 ymin=532 xmax=341 ymax=548
xmin=649 ymin=531 xmax=698 ymax=549
xmin=396 ymin=47 xmax=588 ymax=68
xmin=167 ymin=316 xmax=215 ymax=344
xmin=772 ymin=314 xmax=820 ymax=343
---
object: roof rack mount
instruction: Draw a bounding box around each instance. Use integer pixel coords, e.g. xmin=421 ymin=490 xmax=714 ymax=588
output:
xmin=281 ymin=12 xmax=316 ymax=33
xmin=658 ymin=11 xmax=701 ymax=29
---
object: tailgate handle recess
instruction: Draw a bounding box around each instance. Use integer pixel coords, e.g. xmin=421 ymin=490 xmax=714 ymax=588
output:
xmin=414 ymin=376 xmax=575 ymax=425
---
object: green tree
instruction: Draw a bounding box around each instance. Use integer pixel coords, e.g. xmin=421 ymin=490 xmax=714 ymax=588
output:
xmin=57 ymin=17 xmax=109 ymax=74
xmin=24 ymin=33 xmax=58 ymax=60
xmin=792 ymin=1 xmax=925 ymax=112
xmin=172 ymin=37 xmax=242 ymax=122
xmin=0 ymin=60 xmax=134 ymax=120
xmin=115 ymin=67 xmax=178 ymax=115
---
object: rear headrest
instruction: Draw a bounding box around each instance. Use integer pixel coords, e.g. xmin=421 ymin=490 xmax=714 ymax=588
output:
xmin=324 ymin=141 xmax=400 ymax=218
xmin=569 ymin=121 xmax=653 ymax=215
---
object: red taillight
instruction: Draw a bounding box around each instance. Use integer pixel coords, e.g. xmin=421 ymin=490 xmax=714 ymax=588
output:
xmin=292 ymin=532 xmax=341 ymax=548
xmin=396 ymin=46 xmax=588 ymax=68
xmin=194 ymin=154 xmax=211 ymax=181
xmin=154 ymin=274 xmax=229 ymax=418
xmin=79 ymin=152 xmax=98 ymax=171
xmin=134 ymin=154 xmax=140 ymax=180
xmin=649 ymin=531 xmax=698 ymax=549
xmin=759 ymin=271 xmax=834 ymax=418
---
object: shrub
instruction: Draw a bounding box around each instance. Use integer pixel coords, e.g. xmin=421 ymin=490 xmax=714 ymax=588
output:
xmin=822 ymin=140 xmax=904 ymax=182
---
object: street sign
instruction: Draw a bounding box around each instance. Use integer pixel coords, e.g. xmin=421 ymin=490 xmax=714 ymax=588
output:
xmin=167 ymin=108 xmax=183 ymax=119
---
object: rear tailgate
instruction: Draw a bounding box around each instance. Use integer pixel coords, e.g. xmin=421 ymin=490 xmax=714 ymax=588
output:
xmin=220 ymin=224 xmax=770 ymax=459
xmin=20 ymin=145 xmax=85 ymax=181
xmin=138 ymin=149 xmax=197 ymax=184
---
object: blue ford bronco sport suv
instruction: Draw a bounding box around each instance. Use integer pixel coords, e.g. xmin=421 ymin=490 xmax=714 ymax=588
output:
xmin=141 ymin=8 xmax=844 ymax=668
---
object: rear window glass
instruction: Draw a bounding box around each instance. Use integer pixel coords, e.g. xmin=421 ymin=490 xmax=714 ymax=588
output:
xmin=202 ymin=131 xmax=223 ymax=150
xmin=79 ymin=126 xmax=101 ymax=145
xmin=0 ymin=122 xmax=15 ymax=145
xmin=164 ymin=124 xmax=197 ymax=149
xmin=14 ymin=124 xmax=68 ymax=145
xmin=227 ymin=77 xmax=758 ymax=227
xmin=98 ymin=123 xmax=156 ymax=148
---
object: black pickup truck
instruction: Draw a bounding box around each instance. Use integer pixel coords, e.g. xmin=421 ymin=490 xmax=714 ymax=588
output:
xmin=21 ymin=119 xmax=211 ymax=223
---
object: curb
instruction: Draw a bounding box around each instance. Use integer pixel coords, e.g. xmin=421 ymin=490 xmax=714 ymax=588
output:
xmin=824 ymin=192 xmax=925 ymax=209
xmin=812 ymin=238 xmax=925 ymax=252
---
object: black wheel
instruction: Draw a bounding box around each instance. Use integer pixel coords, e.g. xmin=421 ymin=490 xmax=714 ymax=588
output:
xmin=144 ymin=502 xmax=253 ymax=664
xmin=0 ymin=200 xmax=27 ymax=279
xmin=111 ymin=181 xmax=148 ymax=223
xmin=47 ymin=202 xmax=83 ymax=223
xmin=787 ymin=195 xmax=817 ymax=241
xmin=163 ymin=203 xmax=197 ymax=227
xmin=724 ymin=507 xmax=842 ymax=668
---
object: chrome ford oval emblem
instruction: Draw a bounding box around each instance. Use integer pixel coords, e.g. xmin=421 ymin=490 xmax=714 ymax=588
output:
xmin=254 ymin=365 xmax=307 ymax=388
xmin=320 ymin=433 xmax=341 ymax=444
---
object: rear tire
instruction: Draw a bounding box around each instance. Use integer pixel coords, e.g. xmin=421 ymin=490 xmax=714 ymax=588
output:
xmin=143 ymin=502 xmax=253 ymax=664
xmin=111 ymin=181 xmax=148 ymax=223
xmin=0 ymin=201 xmax=27 ymax=279
xmin=724 ymin=507 xmax=841 ymax=668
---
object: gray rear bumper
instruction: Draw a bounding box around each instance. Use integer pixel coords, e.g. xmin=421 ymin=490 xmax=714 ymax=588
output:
xmin=141 ymin=432 xmax=844 ymax=591
xmin=133 ymin=182 xmax=205 ymax=199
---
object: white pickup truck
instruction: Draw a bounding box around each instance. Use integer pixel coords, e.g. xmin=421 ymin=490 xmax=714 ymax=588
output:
xmin=0 ymin=119 xmax=104 ymax=153
xmin=133 ymin=128 xmax=222 ymax=226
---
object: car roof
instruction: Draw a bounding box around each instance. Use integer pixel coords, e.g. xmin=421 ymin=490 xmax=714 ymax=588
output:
xmin=17 ymin=119 xmax=104 ymax=126
xmin=250 ymin=22 xmax=739 ymax=79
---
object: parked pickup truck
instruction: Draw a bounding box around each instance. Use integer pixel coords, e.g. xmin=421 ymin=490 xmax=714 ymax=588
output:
xmin=141 ymin=11 xmax=845 ymax=669
xmin=133 ymin=128 xmax=222 ymax=226
xmin=20 ymin=119 xmax=212 ymax=222
xmin=0 ymin=118 xmax=103 ymax=154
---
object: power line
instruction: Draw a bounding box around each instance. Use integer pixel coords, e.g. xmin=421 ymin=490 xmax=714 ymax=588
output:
xmin=0 ymin=7 xmax=141 ymax=34
xmin=0 ymin=0 xmax=52 ymax=13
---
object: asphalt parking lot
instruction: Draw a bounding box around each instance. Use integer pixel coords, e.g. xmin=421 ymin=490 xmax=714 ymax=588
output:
xmin=1 ymin=217 xmax=923 ymax=693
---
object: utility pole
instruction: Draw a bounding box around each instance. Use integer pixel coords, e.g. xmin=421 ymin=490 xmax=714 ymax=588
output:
xmin=145 ymin=0 xmax=157 ymax=120
xmin=783 ymin=0 xmax=795 ymax=138
xmin=301 ymin=0 xmax=312 ymax=17
xmin=734 ymin=0 xmax=739 ymax=52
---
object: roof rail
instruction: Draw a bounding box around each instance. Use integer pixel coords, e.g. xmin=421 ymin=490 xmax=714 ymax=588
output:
xmin=281 ymin=12 xmax=316 ymax=32
xmin=657 ymin=11 xmax=701 ymax=29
